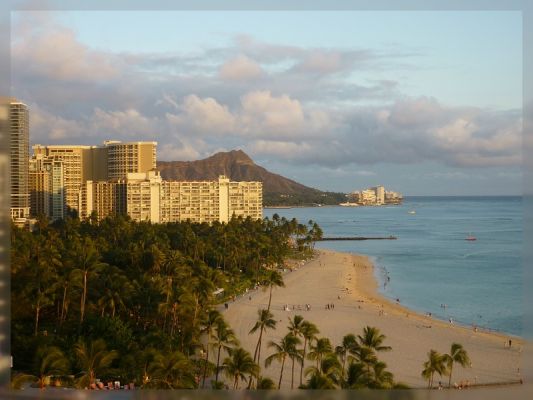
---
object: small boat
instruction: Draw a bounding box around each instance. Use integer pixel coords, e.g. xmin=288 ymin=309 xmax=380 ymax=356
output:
xmin=339 ymin=202 xmax=359 ymax=207
xmin=408 ymin=210 xmax=416 ymax=215
xmin=465 ymin=234 xmax=477 ymax=241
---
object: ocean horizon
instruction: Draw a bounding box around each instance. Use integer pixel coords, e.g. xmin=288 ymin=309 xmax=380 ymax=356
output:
xmin=264 ymin=196 xmax=523 ymax=337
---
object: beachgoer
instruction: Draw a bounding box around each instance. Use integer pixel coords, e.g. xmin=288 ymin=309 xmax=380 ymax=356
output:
xmin=509 ymin=339 xmax=512 ymax=348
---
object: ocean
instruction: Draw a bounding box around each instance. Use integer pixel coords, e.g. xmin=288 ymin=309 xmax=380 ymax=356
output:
xmin=264 ymin=196 xmax=523 ymax=337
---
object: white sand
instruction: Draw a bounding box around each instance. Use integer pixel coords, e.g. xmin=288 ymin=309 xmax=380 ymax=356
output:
xmin=222 ymin=249 xmax=523 ymax=389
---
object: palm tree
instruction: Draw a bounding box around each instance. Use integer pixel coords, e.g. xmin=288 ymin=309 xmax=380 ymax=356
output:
xmin=308 ymin=337 xmax=333 ymax=370
xmin=200 ymin=309 xmax=222 ymax=388
xmin=444 ymin=343 xmax=470 ymax=388
xmin=30 ymin=237 xmax=61 ymax=336
xmin=250 ymin=309 xmax=277 ymax=366
xmin=74 ymin=338 xmax=118 ymax=388
xmin=213 ymin=319 xmax=239 ymax=385
xmin=350 ymin=345 xmax=378 ymax=377
xmin=136 ymin=347 xmax=159 ymax=387
xmin=357 ymin=326 xmax=392 ymax=353
xmin=287 ymin=314 xmax=304 ymax=337
xmin=345 ymin=362 xmax=369 ymax=389
xmin=287 ymin=314 xmax=305 ymax=388
xmin=263 ymin=269 xmax=285 ymax=311
xmin=299 ymin=320 xmax=319 ymax=386
xmin=335 ymin=334 xmax=357 ymax=378
xmin=265 ymin=333 xmax=301 ymax=389
xmin=288 ymin=339 xmax=303 ymax=389
xmin=147 ymin=351 xmax=196 ymax=389
xmin=369 ymin=361 xmax=394 ymax=389
xmin=303 ymin=353 xmax=342 ymax=389
xmin=11 ymin=346 xmax=69 ymax=390
xmin=256 ymin=376 xmax=276 ymax=389
xmin=421 ymin=349 xmax=448 ymax=389
xmin=71 ymin=237 xmax=108 ymax=325
xmin=222 ymin=347 xmax=259 ymax=389
xmin=96 ymin=266 xmax=134 ymax=318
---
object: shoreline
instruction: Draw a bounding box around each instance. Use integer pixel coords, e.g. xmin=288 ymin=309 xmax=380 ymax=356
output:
xmin=222 ymin=249 xmax=523 ymax=388
xmin=336 ymin=249 xmax=522 ymax=343
xmin=364 ymin=256 xmax=521 ymax=340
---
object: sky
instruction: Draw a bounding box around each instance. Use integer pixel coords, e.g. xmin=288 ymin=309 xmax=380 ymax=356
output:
xmin=11 ymin=10 xmax=523 ymax=195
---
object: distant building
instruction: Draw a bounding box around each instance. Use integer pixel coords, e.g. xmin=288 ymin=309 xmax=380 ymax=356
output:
xmin=373 ymin=185 xmax=385 ymax=205
xmin=10 ymin=101 xmax=30 ymax=220
xmin=104 ymin=140 xmax=157 ymax=180
xmin=384 ymin=190 xmax=403 ymax=204
xmin=32 ymin=144 xmax=98 ymax=213
xmin=346 ymin=185 xmax=402 ymax=206
xmin=31 ymin=141 xmax=156 ymax=217
xmin=80 ymin=174 xmax=262 ymax=224
xmin=360 ymin=189 xmax=377 ymax=205
xmin=29 ymin=155 xmax=65 ymax=220
xmin=124 ymin=171 xmax=162 ymax=223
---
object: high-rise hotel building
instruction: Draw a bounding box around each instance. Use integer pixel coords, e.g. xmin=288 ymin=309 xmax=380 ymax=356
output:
xmin=80 ymin=173 xmax=262 ymax=224
xmin=105 ymin=140 xmax=157 ymax=179
xmin=28 ymin=154 xmax=65 ymax=220
xmin=30 ymin=141 xmax=156 ymax=216
xmin=10 ymin=101 xmax=30 ymax=220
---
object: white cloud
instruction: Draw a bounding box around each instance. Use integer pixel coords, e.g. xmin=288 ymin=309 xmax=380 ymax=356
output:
xmin=12 ymin=14 xmax=119 ymax=82
xmin=219 ymin=55 xmax=263 ymax=81
xmin=239 ymin=91 xmax=305 ymax=135
xmin=158 ymin=142 xmax=203 ymax=161
xmin=293 ymin=51 xmax=343 ymax=74
xmin=248 ymin=140 xmax=312 ymax=159
xmin=92 ymin=108 xmax=156 ymax=138
xmin=30 ymin=104 xmax=84 ymax=141
xmin=165 ymin=95 xmax=235 ymax=135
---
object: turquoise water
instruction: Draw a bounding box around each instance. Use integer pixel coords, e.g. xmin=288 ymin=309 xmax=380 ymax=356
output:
xmin=264 ymin=197 xmax=523 ymax=336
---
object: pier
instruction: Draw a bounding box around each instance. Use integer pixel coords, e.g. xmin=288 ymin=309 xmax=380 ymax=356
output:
xmin=318 ymin=236 xmax=397 ymax=241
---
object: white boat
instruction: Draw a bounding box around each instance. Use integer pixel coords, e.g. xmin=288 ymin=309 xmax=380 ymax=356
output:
xmin=339 ymin=202 xmax=360 ymax=207
xmin=408 ymin=210 xmax=416 ymax=214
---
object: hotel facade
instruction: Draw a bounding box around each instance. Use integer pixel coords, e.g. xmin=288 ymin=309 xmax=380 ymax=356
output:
xmin=10 ymin=101 xmax=30 ymax=220
xmin=31 ymin=141 xmax=157 ymax=216
xmin=80 ymin=173 xmax=262 ymax=224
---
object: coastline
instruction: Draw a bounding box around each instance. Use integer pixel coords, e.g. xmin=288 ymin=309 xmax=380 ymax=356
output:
xmin=345 ymin=250 xmax=521 ymax=342
xmin=222 ymin=249 xmax=523 ymax=388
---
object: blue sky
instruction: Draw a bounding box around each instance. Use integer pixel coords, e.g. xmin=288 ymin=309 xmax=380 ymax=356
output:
xmin=12 ymin=10 xmax=523 ymax=195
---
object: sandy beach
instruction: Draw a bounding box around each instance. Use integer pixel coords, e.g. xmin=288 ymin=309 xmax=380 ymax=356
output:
xmin=222 ymin=249 xmax=523 ymax=389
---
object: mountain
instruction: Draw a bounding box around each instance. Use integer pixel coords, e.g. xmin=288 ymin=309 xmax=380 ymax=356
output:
xmin=156 ymin=150 xmax=346 ymax=206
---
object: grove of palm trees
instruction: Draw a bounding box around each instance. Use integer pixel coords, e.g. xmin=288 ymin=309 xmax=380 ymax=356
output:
xmin=11 ymin=213 xmax=321 ymax=389
xmin=11 ymin=213 xmax=471 ymax=391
